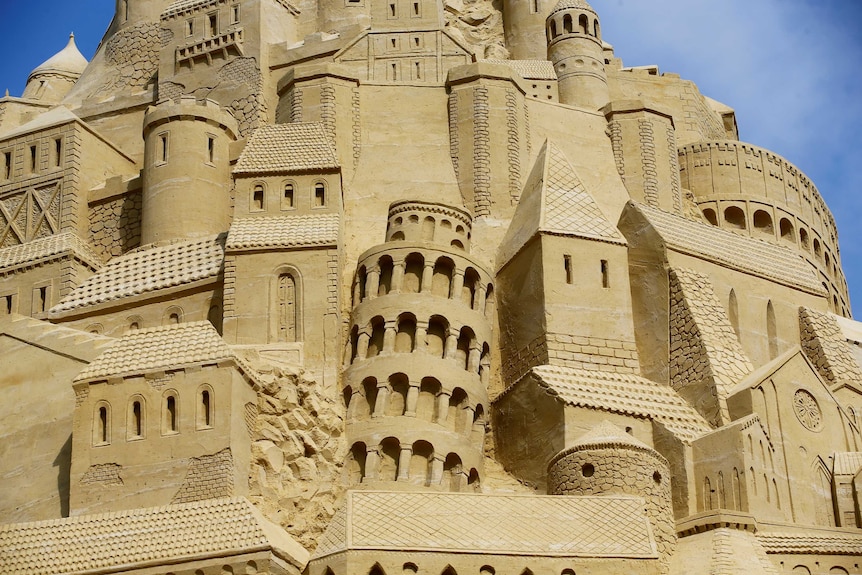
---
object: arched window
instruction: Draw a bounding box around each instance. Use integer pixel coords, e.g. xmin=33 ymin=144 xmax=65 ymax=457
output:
xmin=370 ymin=564 xmax=387 ymax=575
xmin=432 ymin=257 xmax=454 ymax=298
xmin=814 ymin=238 xmax=822 ymax=259
xmin=800 ymin=228 xmax=810 ymax=250
xmin=367 ymin=317 xmax=385 ymax=358
xmin=753 ymin=210 xmax=773 ymax=235
xmin=549 ymin=20 xmax=558 ymax=39
xmin=387 ymin=374 xmax=409 ymax=416
xmin=563 ymin=14 xmax=573 ymax=34
xmin=426 ymin=316 xmax=448 ymax=358
xmin=94 ymin=402 xmax=111 ymax=445
xmin=410 ymin=440 xmax=434 ymax=485
xmin=593 ymin=19 xmax=600 ymax=38
xmin=417 ymin=377 xmax=440 ymax=421
xmin=252 ymin=183 xmax=265 ymax=211
xmin=767 ymin=300 xmax=778 ymax=359
xmin=732 ymin=468 xmax=741 ymax=510
xmin=728 ymin=289 xmax=740 ymax=338
xmin=164 ymin=306 xmax=183 ymax=326
xmin=780 ymin=218 xmax=794 ymax=242
xmin=422 ymin=216 xmax=435 ymax=241
xmin=703 ymin=476 xmax=713 ymax=511
xmin=275 ymin=271 xmax=299 ymax=343
xmin=282 ymin=182 xmax=295 ymax=209
xmin=395 ymin=314 xmax=416 ymax=353
xmin=703 ymin=208 xmax=718 ymax=226
xmin=578 ymin=14 xmax=588 ymax=33
xmin=403 ymin=253 xmax=424 ymax=293
xmin=314 ymin=182 xmax=326 ymax=207
xmin=348 ymin=442 xmax=367 ymax=483
xmin=379 ymin=437 xmax=401 ymax=481
xmin=163 ymin=391 xmax=179 ymax=434
xmin=362 ymin=377 xmax=378 ymax=419
xmin=378 ymin=256 xmax=394 ymax=296
xmin=128 ymin=397 xmax=145 ymax=439
xmin=724 ymin=206 xmax=746 ymax=229
xmin=198 ymin=386 xmax=213 ymax=429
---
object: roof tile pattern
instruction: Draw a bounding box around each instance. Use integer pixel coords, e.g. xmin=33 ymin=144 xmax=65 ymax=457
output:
xmin=163 ymin=0 xmax=217 ymax=17
xmin=485 ymin=59 xmax=557 ymax=80
xmin=234 ymin=123 xmax=339 ymax=174
xmin=833 ymin=452 xmax=862 ymax=476
xmin=0 ymin=498 xmax=272 ymax=575
xmin=313 ymin=491 xmax=655 ymax=559
xmin=0 ymin=232 xmax=102 ymax=273
xmin=226 ymin=214 xmax=340 ymax=250
xmin=75 ymin=321 xmax=231 ymax=381
xmin=531 ymin=365 xmax=713 ymax=441
xmin=757 ymin=532 xmax=862 ymax=555
xmin=542 ymin=142 xmax=624 ymax=242
xmin=636 ymin=204 xmax=823 ymax=294
xmin=51 ymin=235 xmax=224 ymax=314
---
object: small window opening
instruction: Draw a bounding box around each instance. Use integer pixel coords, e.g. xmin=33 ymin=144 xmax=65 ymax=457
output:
xmin=582 ymin=463 xmax=595 ymax=477
xmin=564 ymin=255 xmax=573 ymax=284
xmin=201 ymin=390 xmax=212 ymax=427
xmin=314 ymin=183 xmax=326 ymax=207
xmin=98 ymin=406 xmax=108 ymax=443
xmin=413 ymin=36 xmax=420 ymax=48
xmin=132 ymin=401 xmax=142 ymax=437
xmin=166 ymin=396 xmax=178 ymax=432
xmin=208 ymin=12 xmax=218 ymax=36
xmin=414 ymin=61 xmax=421 ymax=79
xmin=389 ymin=2 xmax=396 ymax=17
xmin=29 ymin=145 xmax=37 ymax=172
xmin=186 ymin=18 xmax=194 ymax=36
xmin=530 ymin=0 xmax=538 ymax=13
xmin=129 ymin=321 xmax=139 ymax=331
xmin=159 ymin=134 xmax=168 ymax=163
xmin=54 ymin=138 xmax=62 ymax=167
xmin=253 ymin=185 xmax=264 ymax=210
xmin=283 ymin=183 xmax=294 ymax=209
xmin=391 ymin=38 xmax=397 ymax=49
xmin=601 ymin=260 xmax=609 ymax=288
xmin=391 ymin=62 xmax=398 ymax=80
xmin=2 ymin=294 xmax=13 ymax=314
xmin=36 ymin=286 xmax=47 ymax=312
xmin=3 ymin=152 xmax=10 ymax=179
xmin=122 ymin=0 xmax=128 ymax=22
xmin=413 ymin=1 xmax=420 ymax=16
xmin=207 ymin=136 xmax=215 ymax=163
xmin=231 ymin=5 xmax=240 ymax=24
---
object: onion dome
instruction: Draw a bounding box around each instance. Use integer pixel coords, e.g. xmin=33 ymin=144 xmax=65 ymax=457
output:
xmin=28 ymin=33 xmax=88 ymax=83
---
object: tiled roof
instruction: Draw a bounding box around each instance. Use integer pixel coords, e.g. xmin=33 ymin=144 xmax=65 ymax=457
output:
xmin=0 ymin=232 xmax=102 ymax=273
xmin=499 ymin=140 xmax=624 ymax=266
xmin=50 ymin=235 xmax=224 ymax=315
xmin=75 ymin=321 xmax=232 ymax=381
xmin=163 ymin=0 xmax=217 ymax=17
xmin=529 ymin=365 xmax=713 ymax=442
xmin=312 ymin=491 xmax=655 ymax=559
xmin=634 ymin=203 xmax=824 ymax=295
xmin=485 ymin=59 xmax=557 ymax=80
xmin=226 ymin=214 xmax=339 ymax=251
xmin=549 ymin=0 xmax=596 ymax=16
xmin=833 ymin=452 xmax=862 ymax=476
xmin=234 ymin=123 xmax=339 ymax=174
xmin=757 ymin=531 xmax=862 ymax=555
xmin=0 ymin=497 xmax=308 ymax=575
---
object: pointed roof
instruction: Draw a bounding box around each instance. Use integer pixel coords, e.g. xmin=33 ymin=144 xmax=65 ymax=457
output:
xmin=29 ymin=34 xmax=88 ymax=81
xmin=234 ymin=123 xmax=339 ymax=174
xmin=74 ymin=321 xmax=232 ymax=382
xmin=498 ymin=140 xmax=625 ymax=267
xmin=0 ymin=497 xmax=309 ymax=575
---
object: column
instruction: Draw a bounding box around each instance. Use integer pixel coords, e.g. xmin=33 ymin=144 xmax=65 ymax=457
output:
xmin=463 ymin=406 xmax=475 ymax=434
xmin=436 ymin=391 xmax=451 ymax=423
xmin=391 ymin=259 xmax=405 ymax=293
xmin=365 ymin=447 xmax=380 ymax=480
xmin=451 ymin=271 xmax=465 ymax=302
xmin=405 ymin=382 xmax=420 ymax=417
xmin=366 ymin=267 xmax=380 ymax=300
xmin=346 ymin=388 xmax=363 ymax=419
xmin=397 ymin=444 xmax=412 ymax=481
xmin=421 ymin=262 xmax=434 ymax=293
xmin=353 ymin=276 xmax=362 ymax=307
xmin=357 ymin=331 xmax=370 ymax=359
xmin=415 ymin=321 xmax=428 ymax=353
xmin=444 ymin=331 xmax=458 ymax=359
xmin=373 ymin=383 xmax=389 ymax=418
xmin=383 ymin=320 xmax=397 ymax=353
xmin=475 ymin=283 xmax=487 ymax=313
xmin=468 ymin=343 xmax=481 ymax=373
xmin=431 ymin=454 xmax=445 ymax=485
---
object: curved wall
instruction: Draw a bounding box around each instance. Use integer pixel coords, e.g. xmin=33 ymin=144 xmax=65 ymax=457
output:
xmin=679 ymin=141 xmax=850 ymax=316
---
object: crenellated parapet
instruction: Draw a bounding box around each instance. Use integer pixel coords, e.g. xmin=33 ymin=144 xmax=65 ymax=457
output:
xmin=679 ymin=140 xmax=849 ymax=315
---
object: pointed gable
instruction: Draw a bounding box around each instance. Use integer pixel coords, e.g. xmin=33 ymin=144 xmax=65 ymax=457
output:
xmin=498 ymin=140 xmax=624 ymax=267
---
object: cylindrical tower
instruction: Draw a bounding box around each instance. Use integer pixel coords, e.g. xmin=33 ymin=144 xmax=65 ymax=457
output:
xmin=548 ymin=421 xmax=675 ymax=573
xmin=546 ymin=0 xmax=609 ymax=109
xmin=502 ymin=0 xmax=555 ymax=60
xmin=141 ymin=97 xmax=238 ymax=244
xmin=342 ymin=201 xmax=494 ymax=492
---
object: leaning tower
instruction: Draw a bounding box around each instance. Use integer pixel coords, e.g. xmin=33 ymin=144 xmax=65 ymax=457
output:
xmin=342 ymin=201 xmax=494 ymax=491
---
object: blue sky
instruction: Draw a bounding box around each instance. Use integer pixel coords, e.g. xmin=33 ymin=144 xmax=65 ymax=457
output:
xmin=1 ymin=0 xmax=862 ymax=311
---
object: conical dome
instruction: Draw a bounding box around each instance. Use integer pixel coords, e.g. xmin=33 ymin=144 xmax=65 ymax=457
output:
xmin=549 ymin=0 xmax=597 ymax=17
xmin=29 ymin=34 xmax=88 ymax=81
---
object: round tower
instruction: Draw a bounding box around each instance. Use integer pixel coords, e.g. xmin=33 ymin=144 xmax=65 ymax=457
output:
xmin=546 ymin=0 xmax=609 ymax=109
xmin=22 ymin=34 xmax=88 ymax=103
xmin=141 ymin=97 xmax=238 ymax=244
xmin=547 ymin=421 xmax=675 ymax=572
xmin=342 ymin=201 xmax=494 ymax=492
xmin=502 ymin=0 xmax=554 ymax=60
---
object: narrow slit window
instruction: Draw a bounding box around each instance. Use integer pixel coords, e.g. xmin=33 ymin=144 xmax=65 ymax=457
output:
xmin=54 ymin=138 xmax=62 ymax=167
xmin=391 ymin=38 xmax=397 ymax=49
xmin=159 ymin=133 xmax=168 ymax=163
xmin=2 ymin=294 xmax=12 ymax=314
xmin=564 ymin=255 xmax=573 ymax=284
xmin=29 ymin=145 xmax=37 ymax=172
xmin=3 ymin=152 xmax=10 ymax=179
xmin=414 ymin=61 xmax=421 ymax=79
xmin=132 ymin=401 xmax=142 ymax=437
xmin=413 ymin=36 xmax=420 ymax=48
xmin=413 ymin=1 xmax=420 ymax=16
xmin=166 ymin=396 xmax=178 ymax=432
xmin=207 ymin=136 xmax=215 ymax=163
xmin=391 ymin=63 xmax=397 ymax=80
xmin=97 ymin=406 xmax=109 ymax=444
xmin=314 ymin=183 xmax=326 ymax=207
xmin=201 ymin=390 xmax=212 ymax=427
xmin=283 ymin=183 xmax=294 ymax=209
xmin=186 ymin=18 xmax=194 ymax=36
xmin=208 ymin=13 xmax=218 ymax=36
xmin=36 ymin=286 xmax=48 ymax=312
xmin=253 ymin=184 xmax=264 ymax=210
xmin=601 ymin=260 xmax=609 ymax=288
xmin=389 ymin=2 xmax=396 ymax=17
xmin=231 ymin=5 xmax=240 ymax=24
xmin=531 ymin=0 xmax=538 ymax=13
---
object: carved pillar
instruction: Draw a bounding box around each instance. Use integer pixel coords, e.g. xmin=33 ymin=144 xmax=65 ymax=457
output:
xmin=436 ymin=391 xmax=451 ymax=423
xmin=346 ymin=388 xmax=363 ymax=419
xmin=415 ymin=321 xmax=428 ymax=353
xmin=397 ymin=444 xmax=412 ymax=481
xmin=451 ymin=271 xmax=465 ymax=301
xmin=353 ymin=277 xmax=362 ymax=307
xmin=366 ymin=267 xmax=380 ymax=300
xmin=391 ymin=260 xmax=405 ymax=293
xmin=357 ymin=331 xmax=371 ymax=359
xmin=421 ymin=262 xmax=434 ymax=293
xmin=475 ymin=283 xmax=487 ymax=313
xmin=383 ymin=321 xmax=397 ymax=353
xmin=480 ymin=355 xmax=491 ymax=387
xmin=365 ymin=447 xmax=380 ymax=480
xmin=463 ymin=406 xmax=475 ymax=434
xmin=431 ymin=454 xmax=445 ymax=485
xmin=373 ymin=383 xmax=389 ymax=418
xmin=468 ymin=343 xmax=481 ymax=373
xmin=405 ymin=382 xmax=420 ymax=417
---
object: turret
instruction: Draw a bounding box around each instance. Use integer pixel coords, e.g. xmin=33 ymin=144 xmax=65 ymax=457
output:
xmin=22 ymin=34 xmax=88 ymax=103
xmin=502 ymin=0 xmax=554 ymax=60
xmin=141 ymin=97 xmax=238 ymax=244
xmin=546 ymin=0 xmax=609 ymax=109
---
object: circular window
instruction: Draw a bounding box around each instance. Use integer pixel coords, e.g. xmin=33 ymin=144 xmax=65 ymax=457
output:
xmin=582 ymin=463 xmax=595 ymax=477
xmin=793 ymin=389 xmax=823 ymax=432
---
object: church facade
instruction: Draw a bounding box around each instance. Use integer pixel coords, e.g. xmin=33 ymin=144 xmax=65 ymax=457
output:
xmin=1 ymin=1 xmax=861 ymax=574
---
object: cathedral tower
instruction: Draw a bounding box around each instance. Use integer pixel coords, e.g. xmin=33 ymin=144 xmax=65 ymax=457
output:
xmin=546 ymin=0 xmax=609 ymax=109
